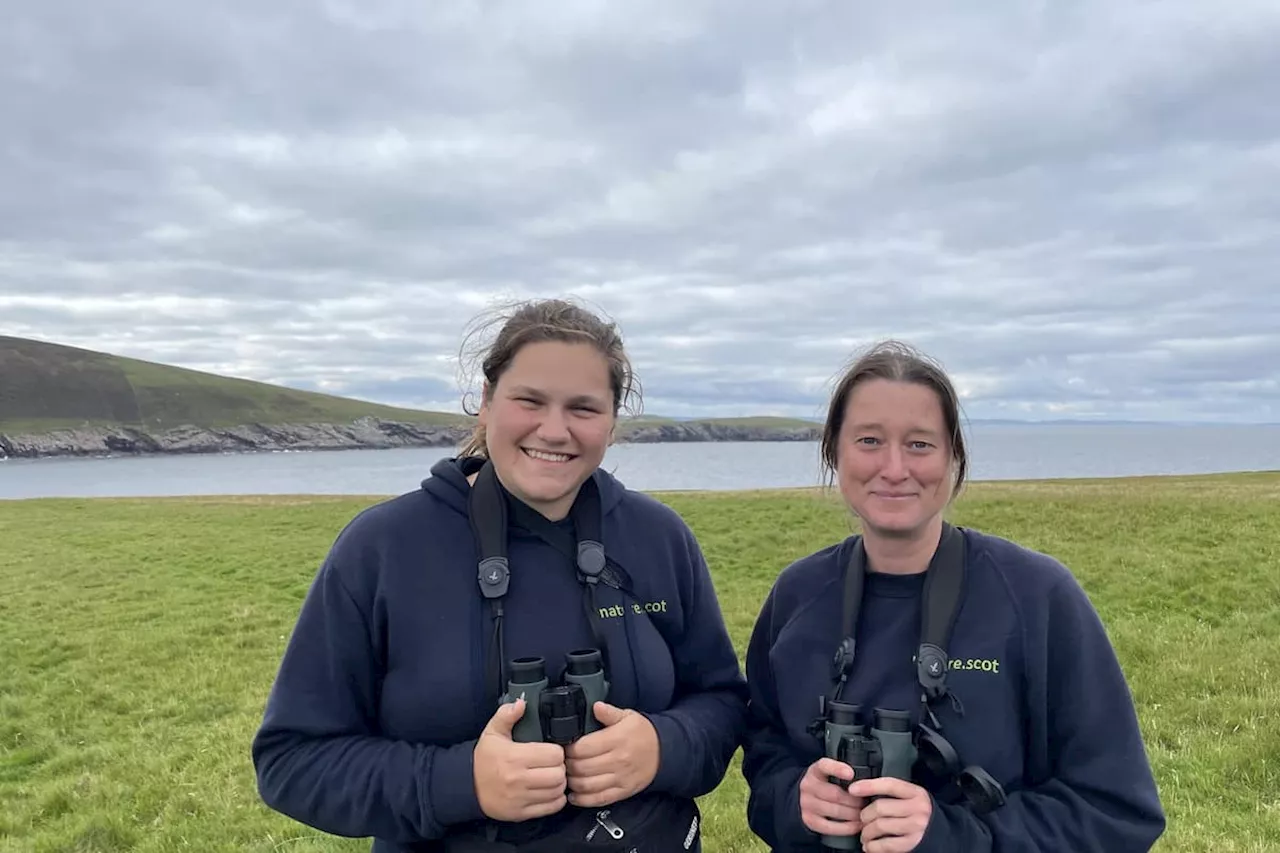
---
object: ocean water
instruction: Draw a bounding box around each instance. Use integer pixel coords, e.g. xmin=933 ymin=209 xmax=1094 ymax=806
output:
xmin=2 ymin=423 xmax=1278 ymax=501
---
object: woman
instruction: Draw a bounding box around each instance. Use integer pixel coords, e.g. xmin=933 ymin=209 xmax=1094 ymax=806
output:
xmin=741 ymin=340 xmax=1165 ymax=852
xmin=252 ymin=298 xmax=748 ymax=852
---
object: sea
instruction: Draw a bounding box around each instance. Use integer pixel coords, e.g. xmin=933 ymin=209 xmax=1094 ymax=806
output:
xmin=1 ymin=422 xmax=1278 ymax=501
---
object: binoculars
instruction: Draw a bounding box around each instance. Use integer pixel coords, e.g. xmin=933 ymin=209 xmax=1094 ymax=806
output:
xmin=501 ymin=648 xmax=610 ymax=745
xmin=819 ymin=701 xmax=916 ymax=852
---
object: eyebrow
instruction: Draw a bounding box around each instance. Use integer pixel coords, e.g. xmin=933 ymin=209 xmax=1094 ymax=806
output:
xmin=849 ymin=421 xmax=941 ymax=438
xmin=507 ymin=385 xmax=608 ymax=407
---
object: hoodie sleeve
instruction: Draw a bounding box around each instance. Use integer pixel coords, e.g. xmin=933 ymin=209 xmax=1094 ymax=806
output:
xmin=913 ymin=572 xmax=1166 ymax=853
xmin=642 ymin=524 xmax=751 ymax=799
xmin=740 ymin=583 xmax=819 ymax=849
xmin=251 ymin=521 xmax=486 ymax=843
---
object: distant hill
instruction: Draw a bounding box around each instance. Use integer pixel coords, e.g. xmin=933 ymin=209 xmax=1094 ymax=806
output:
xmin=0 ymin=336 xmax=821 ymax=459
xmin=0 ymin=335 xmax=471 ymax=434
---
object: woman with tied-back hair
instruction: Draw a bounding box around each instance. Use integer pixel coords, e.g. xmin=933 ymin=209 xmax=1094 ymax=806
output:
xmin=741 ymin=340 xmax=1165 ymax=852
xmin=252 ymin=298 xmax=748 ymax=852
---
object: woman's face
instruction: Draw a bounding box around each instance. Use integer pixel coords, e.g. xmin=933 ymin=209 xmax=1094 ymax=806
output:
xmin=478 ymin=340 xmax=616 ymax=520
xmin=835 ymin=378 xmax=955 ymax=540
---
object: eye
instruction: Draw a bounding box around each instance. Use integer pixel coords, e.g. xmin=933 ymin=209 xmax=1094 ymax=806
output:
xmin=855 ymin=436 xmax=880 ymax=446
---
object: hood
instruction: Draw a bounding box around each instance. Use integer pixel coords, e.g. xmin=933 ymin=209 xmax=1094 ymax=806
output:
xmin=420 ymin=455 xmax=627 ymax=518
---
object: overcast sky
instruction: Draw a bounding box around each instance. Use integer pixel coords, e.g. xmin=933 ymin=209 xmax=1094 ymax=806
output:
xmin=3 ymin=1 xmax=1278 ymax=424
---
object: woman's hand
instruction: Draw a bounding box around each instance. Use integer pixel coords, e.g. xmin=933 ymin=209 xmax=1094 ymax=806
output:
xmin=565 ymin=702 xmax=661 ymax=807
xmin=798 ymin=757 xmax=866 ymax=836
xmin=472 ymin=699 xmax=568 ymax=822
xmin=850 ymin=777 xmax=933 ymax=852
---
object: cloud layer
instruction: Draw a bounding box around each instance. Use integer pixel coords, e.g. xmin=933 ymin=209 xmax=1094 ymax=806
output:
xmin=3 ymin=0 xmax=1279 ymax=423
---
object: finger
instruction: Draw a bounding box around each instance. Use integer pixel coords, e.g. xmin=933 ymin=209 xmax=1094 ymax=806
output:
xmin=810 ymin=784 xmax=861 ymax=807
xmin=482 ymin=698 xmax=526 ymax=737
xmin=861 ymin=825 xmax=924 ymax=853
xmin=861 ymin=815 xmax=925 ymax=842
xmin=811 ymin=758 xmax=856 ymax=782
xmin=569 ymin=786 xmax=627 ymax=808
xmin=802 ymin=797 xmax=861 ymax=823
xmin=859 ymin=794 xmax=916 ymax=823
xmin=521 ymin=764 xmax=569 ymax=792
xmin=565 ymin=760 xmax=604 ymax=782
xmin=512 ymin=742 xmax=567 ymax=768
xmin=849 ymin=776 xmax=925 ymax=800
xmin=565 ymin=751 xmax=617 ymax=779
xmin=800 ymin=777 xmax=861 ymax=808
xmin=591 ymin=701 xmax=629 ymax=727
xmin=567 ymin=770 xmax=616 ymax=795
xmin=563 ymin=729 xmax=619 ymax=760
xmin=518 ymin=791 xmax=568 ymax=820
xmin=801 ymin=813 xmax=862 ymax=837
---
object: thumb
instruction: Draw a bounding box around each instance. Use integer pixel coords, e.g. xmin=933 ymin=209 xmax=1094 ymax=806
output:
xmin=483 ymin=697 xmax=525 ymax=737
xmin=592 ymin=701 xmax=628 ymax=726
xmin=814 ymin=757 xmax=854 ymax=781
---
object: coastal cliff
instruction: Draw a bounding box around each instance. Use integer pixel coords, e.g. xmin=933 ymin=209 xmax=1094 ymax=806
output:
xmin=0 ymin=417 xmax=822 ymax=460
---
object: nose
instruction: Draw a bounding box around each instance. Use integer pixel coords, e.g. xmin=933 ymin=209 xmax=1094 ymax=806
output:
xmin=536 ymin=406 xmax=571 ymax=443
xmin=881 ymin=444 xmax=909 ymax=481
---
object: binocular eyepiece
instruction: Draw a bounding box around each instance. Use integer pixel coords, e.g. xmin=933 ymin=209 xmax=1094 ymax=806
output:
xmin=502 ymin=649 xmax=610 ymax=745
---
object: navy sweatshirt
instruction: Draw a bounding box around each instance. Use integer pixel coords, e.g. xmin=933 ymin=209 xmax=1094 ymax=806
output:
xmin=252 ymin=457 xmax=749 ymax=851
xmin=742 ymin=527 xmax=1166 ymax=852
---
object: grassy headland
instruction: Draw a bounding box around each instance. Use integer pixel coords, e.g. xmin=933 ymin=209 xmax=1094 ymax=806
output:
xmin=1 ymin=473 xmax=1277 ymax=851
xmin=0 ymin=336 xmax=818 ymax=443
xmin=0 ymin=335 xmax=470 ymax=435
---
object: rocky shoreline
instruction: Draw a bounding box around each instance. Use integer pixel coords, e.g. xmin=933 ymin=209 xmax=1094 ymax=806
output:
xmin=0 ymin=417 xmax=821 ymax=460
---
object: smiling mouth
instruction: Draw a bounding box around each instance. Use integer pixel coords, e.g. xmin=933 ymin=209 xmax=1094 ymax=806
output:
xmin=522 ymin=447 xmax=576 ymax=463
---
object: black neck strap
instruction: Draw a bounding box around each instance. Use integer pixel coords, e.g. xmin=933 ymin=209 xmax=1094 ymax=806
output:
xmin=467 ymin=458 xmax=626 ymax=706
xmin=824 ymin=522 xmax=967 ymax=727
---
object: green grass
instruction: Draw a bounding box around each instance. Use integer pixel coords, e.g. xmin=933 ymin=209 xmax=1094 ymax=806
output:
xmin=1 ymin=473 xmax=1278 ymax=851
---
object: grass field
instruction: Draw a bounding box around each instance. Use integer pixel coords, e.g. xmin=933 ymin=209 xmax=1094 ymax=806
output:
xmin=1 ymin=472 xmax=1278 ymax=852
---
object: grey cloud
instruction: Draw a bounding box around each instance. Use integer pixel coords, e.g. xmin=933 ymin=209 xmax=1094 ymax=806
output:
xmin=2 ymin=0 xmax=1279 ymax=424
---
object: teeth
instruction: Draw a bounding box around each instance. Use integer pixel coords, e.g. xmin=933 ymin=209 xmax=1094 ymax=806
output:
xmin=524 ymin=448 xmax=572 ymax=462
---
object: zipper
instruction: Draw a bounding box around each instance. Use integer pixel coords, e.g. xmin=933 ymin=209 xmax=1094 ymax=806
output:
xmin=595 ymin=809 xmax=625 ymax=841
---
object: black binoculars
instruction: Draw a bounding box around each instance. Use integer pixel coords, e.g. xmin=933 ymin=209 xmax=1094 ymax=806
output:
xmin=502 ymin=649 xmax=610 ymax=745
xmin=818 ymin=702 xmax=916 ymax=852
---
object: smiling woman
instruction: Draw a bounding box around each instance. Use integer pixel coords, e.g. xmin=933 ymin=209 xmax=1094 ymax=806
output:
xmin=740 ymin=339 xmax=1167 ymax=853
xmin=456 ymin=300 xmax=641 ymax=520
xmin=251 ymin=296 xmax=750 ymax=853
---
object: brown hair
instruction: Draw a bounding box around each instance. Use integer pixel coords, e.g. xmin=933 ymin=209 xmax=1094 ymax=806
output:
xmin=819 ymin=339 xmax=968 ymax=495
xmin=456 ymin=298 xmax=642 ymax=458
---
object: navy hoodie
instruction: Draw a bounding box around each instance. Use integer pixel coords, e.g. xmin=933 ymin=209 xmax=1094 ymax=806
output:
xmin=252 ymin=457 xmax=749 ymax=851
xmin=742 ymin=527 xmax=1166 ymax=852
